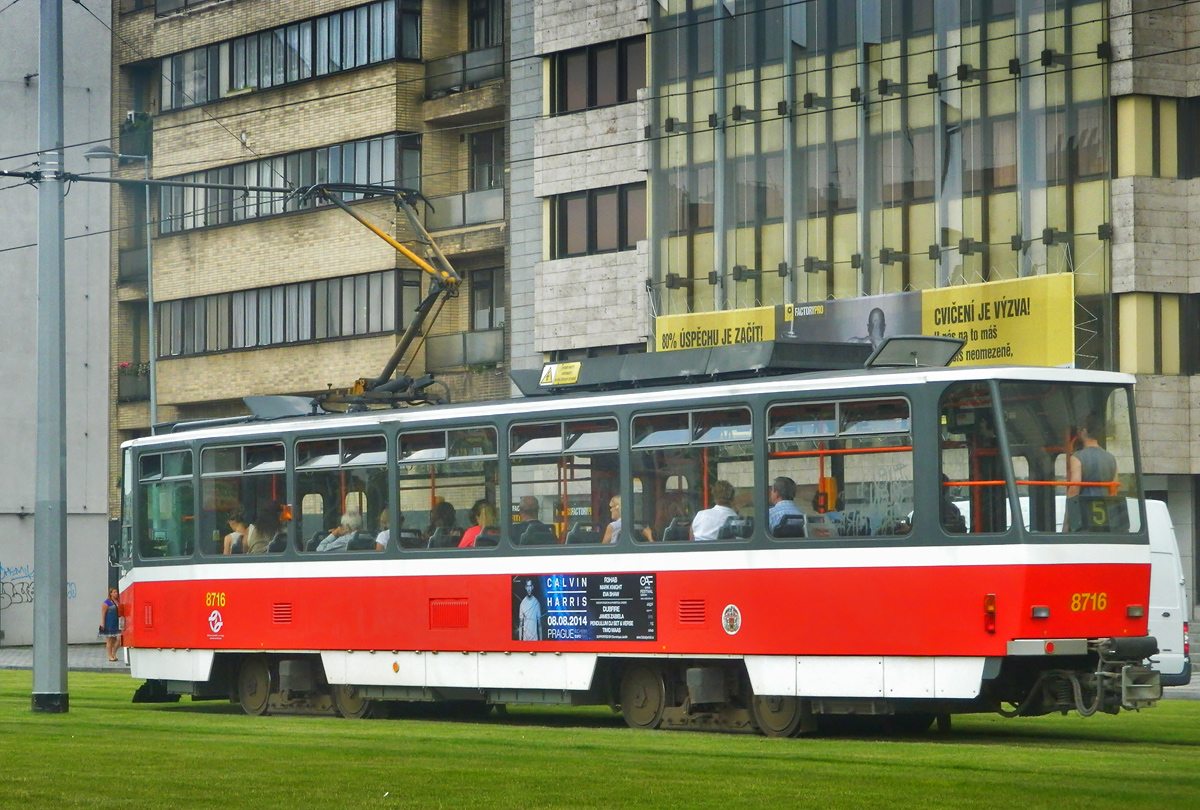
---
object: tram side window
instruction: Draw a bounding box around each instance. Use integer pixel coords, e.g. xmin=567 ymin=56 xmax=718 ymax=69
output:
xmin=199 ymin=443 xmax=288 ymax=555
xmin=397 ymin=427 xmax=498 ymax=550
xmin=509 ymin=418 xmax=618 ymax=546
xmin=997 ymin=382 xmax=1140 ymax=534
xmin=940 ymin=384 xmax=1011 ymax=535
xmin=138 ymin=450 xmax=194 ymax=558
xmin=767 ymin=399 xmax=913 ymax=540
xmin=630 ymin=408 xmax=754 ymax=543
xmin=296 ymin=435 xmax=388 ymax=552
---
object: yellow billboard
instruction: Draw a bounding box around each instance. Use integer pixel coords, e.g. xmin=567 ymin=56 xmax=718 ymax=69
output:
xmin=654 ymin=305 xmax=777 ymax=352
xmin=921 ymin=274 xmax=1075 ymax=367
xmin=653 ymin=274 xmax=1076 ymax=367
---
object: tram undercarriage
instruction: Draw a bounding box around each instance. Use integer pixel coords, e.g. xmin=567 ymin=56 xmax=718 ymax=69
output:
xmin=137 ymin=644 xmax=1161 ymax=736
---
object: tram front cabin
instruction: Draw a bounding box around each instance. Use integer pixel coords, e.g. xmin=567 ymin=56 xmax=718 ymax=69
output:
xmin=117 ymin=362 xmax=1161 ymax=733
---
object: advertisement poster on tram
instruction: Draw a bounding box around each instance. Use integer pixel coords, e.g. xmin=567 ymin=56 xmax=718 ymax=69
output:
xmin=654 ymin=273 xmax=1075 ymax=367
xmin=511 ymin=574 xmax=657 ymax=642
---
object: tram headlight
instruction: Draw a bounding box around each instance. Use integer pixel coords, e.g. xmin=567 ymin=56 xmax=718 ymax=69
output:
xmin=1031 ymin=606 xmax=1050 ymax=619
xmin=1126 ymin=605 xmax=1145 ymax=618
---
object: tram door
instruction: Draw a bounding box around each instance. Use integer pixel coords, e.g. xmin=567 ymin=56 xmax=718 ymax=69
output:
xmin=940 ymin=384 xmax=1011 ymax=535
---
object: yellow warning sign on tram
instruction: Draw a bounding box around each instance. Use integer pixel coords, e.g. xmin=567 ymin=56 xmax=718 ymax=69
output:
xmin=539 ymin=362 xmax=581 ymax=387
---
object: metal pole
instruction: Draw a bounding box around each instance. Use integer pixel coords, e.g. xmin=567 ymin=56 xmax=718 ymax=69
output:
xmin=32 ymin=0 xmax=69 ymax=713
xmin=144 ymin=159 xmax=157 ymax=431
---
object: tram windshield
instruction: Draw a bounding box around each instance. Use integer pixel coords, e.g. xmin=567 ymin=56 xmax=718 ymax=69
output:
xmin=940 ymin=381 xmax=1141 ymax=535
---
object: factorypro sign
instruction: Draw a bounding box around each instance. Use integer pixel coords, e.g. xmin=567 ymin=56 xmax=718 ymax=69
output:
xmin=655 ymin=274 xmax=1075 ymax=367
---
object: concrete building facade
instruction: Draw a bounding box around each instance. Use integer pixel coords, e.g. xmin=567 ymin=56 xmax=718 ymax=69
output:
xmin=0 ymin=1 xmax=112 ymax=645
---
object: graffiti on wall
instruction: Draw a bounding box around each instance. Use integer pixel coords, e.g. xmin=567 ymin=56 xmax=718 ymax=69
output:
xmin=0 ymin=560 xmax=76 ymax=610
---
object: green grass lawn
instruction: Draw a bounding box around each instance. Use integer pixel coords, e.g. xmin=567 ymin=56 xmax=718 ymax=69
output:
xmin=1 ymin=671 xmax=1197 ymax=810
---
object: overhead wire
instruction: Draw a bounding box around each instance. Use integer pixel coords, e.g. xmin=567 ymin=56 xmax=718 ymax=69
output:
xmin=2 ymin=0 xmax=1193 ymax=171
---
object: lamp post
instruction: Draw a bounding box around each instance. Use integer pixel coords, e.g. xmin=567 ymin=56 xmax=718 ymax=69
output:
xmin=85 ymin=146 xmax=156 ymax=432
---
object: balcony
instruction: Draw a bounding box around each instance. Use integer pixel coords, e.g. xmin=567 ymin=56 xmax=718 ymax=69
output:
xmin=117 ymin=374 xmax=150 ymax=402
xmin=425 ymin=187 xmax=504 ymax=231
xmin=118 ymin=246 xmax=147 ymax=283
xmin=119 ymin=113 xmax=152 ymax=160
xmin=424 ymin=46 xmax=505 ymax=126
xmin=425 ymin=328 xmax=505 ymax=371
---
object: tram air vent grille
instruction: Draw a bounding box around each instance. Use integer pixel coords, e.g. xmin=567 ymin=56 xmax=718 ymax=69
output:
xmin=678 ymin=599 xmax=706 ymax=624
xmin=272 ymin=603 xmax=293 ymax=624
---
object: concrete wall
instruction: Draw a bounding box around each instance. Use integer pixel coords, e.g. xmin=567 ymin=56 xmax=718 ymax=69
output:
xmin=0 ymin=1 xmax=112 ymax=645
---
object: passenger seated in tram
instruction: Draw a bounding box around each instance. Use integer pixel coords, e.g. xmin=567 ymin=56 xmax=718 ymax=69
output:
xmin=374 ymin=509 xmax=390 ymax=551
xmin=940 ymin=474 xmax=967 ymax=534
xmin=245 ymin=500 xmax=285 ymax=554
xmin=515 ymin=495 xmax=557 ymax=545
xmin=426 ymin=500 xmax=462 ymax=548
xmin=460 ymin=500 xmax=498 ymax=547
xmin=690 ymin=480 xmax=737 ymax=542
xmin=600 ymin=496 xmax=652 ymax=544
xmin=314 ymin=510 xmax=368 ymax=552
xmin=767 ymin=477 xmax=805 ymax=538
xmin=223 ymin=506 xmax=248 ymax=554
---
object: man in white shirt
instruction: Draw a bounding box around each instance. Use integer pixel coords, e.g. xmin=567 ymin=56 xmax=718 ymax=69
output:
xmin=690 ymin=480 xmax=737 ymax=542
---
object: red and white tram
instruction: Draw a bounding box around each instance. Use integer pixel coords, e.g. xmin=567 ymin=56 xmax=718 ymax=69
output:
xmin=117 ymin=343 xmax=1162 ymax=734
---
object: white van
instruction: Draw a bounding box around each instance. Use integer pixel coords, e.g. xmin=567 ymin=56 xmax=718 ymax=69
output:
xmin=952 ymin=496 xmax=1189 ymax=685
xmin=1146 ymin=500 xmax=1191 ymax=686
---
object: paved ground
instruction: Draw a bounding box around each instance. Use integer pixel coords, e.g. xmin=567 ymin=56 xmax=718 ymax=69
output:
xmin=0 ymin=643 xmax=129 ymax=673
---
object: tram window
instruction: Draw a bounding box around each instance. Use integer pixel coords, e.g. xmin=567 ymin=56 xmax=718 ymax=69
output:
xmin=398 ymin=427 xmax=499 ymax=550
xmin=510 ymin=418 xmax=619 ymax=547
xmin=199 ymin=443 xmax=289 ymax=556
xmin=297 ymin=435 xmax=388 ymax=553
xmin=400 ymin=431 xmax=448 ymax=462
xmin=630 ymin=409 xmax=754 ymax=544
xmin=767 ymin=399 xmax=913 ymax=540
xmin=940 ymin=384 xmax=1011 ymax=535
xmin=767 ymin=402 xmax=836 ymax=440
xmin=997 ymin=382 xmax=1140 ymax=535
xmin=245 ymin=443 xmax=286 ymax=472
xmin=201 ymin=446 xmax=239 ymax=474
xmin=137 ymin=450 xmax=194 ymax=559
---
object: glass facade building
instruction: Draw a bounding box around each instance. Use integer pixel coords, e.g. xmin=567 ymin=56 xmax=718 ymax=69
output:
xmin=649 ymin=0 xmax=1111 ymax=337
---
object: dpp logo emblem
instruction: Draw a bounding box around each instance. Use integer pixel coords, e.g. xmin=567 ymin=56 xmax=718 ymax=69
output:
xmin=208 ymin=610 xmax=224 ymax=634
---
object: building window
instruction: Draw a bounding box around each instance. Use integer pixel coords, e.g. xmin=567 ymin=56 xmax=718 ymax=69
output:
xmin=552 ymin=183 xmax=646 ymax=259
xmin=161 ymin=1 xmax=420 ymax=112
xmin=469 ymin=130 xmax=504 ymax=190
xmin=159 ymin=133 xmax=420 ymax=234
xmin=156 ymin=270 xmax=420 ymax=359
xmin=553 ymin=36 xmax=646 ymax=114
xmin=471 ymin=268 xmax=504 ymax=331
xmin=469 ymin=0 xmax=503 ymax=50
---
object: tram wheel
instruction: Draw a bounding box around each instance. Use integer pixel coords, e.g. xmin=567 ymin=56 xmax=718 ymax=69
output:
xmin=750 ymin=694 xmax=803 ymax=737
xmin=237 ymin=656 xmax=272 ymax=716
xmin=332 ymin=684 xmax=377 ymax=719
xmin=619 ymin=665 xmax=666 ymax=730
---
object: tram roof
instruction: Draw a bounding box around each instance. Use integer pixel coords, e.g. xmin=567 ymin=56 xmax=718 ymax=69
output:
xmin=123 ymin=343 xmax=1135 ymax=451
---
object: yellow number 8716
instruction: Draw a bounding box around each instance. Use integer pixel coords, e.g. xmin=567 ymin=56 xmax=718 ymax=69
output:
xmin=1070 ymin=592 xmax=1107 ymax=612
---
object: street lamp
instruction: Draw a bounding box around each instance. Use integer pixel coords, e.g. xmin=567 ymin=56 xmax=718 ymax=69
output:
xmin=85 ymin=145 xmax=156 ymax=432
